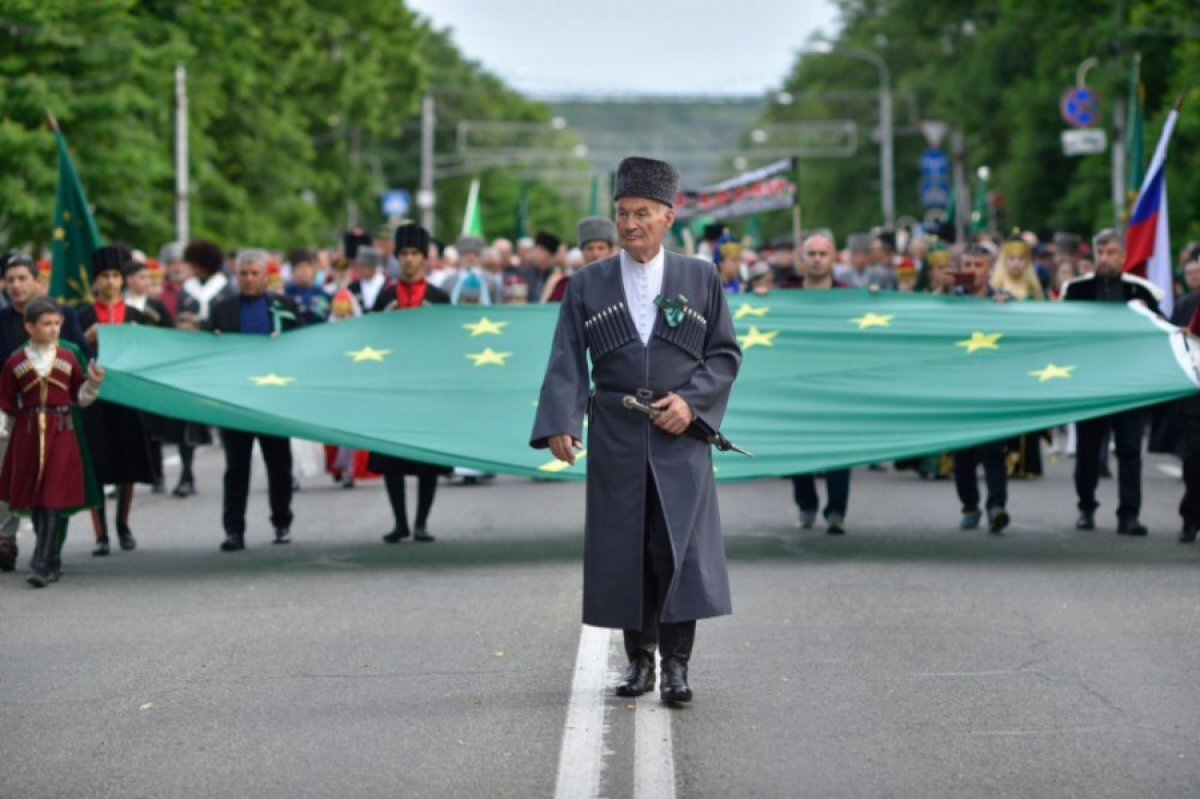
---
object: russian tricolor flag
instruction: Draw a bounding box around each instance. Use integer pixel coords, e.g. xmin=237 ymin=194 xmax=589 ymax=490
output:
xmin=1124 ymin=106 xmax=1179 ymax=317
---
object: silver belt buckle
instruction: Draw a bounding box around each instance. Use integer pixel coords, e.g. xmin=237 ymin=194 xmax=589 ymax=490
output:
xmin=635 ymin=388 xmax=654 ymax=401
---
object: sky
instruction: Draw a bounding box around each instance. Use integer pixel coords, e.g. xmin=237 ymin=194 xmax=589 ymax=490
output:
xmin=405 ymin=0 xmax=841 ymax=97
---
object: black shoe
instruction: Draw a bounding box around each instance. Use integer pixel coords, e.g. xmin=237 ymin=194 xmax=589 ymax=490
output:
xmin=660 ymin=658 xmax=692 ymax=704
xmin=615 ymin=656 xmax=656 ymax=697
xmin=26 ymin=569 xmax=49 ymax=588
xmin=92 ymin=538 xmax=111 ymax=557
xmin=1075 ymin=512 xmax=1095 ymax=531
xmin=1117 ymin=518 xmax=1148 ymax=536
xmin=0 ymin=538 xmax=16 ymax=572
xmin=1181 ymin=522 xmax=1198 ymax=543
xmin=988 ymin=507 xmax=1010 ymax=535
xmin=151 ymin=478 xmax=166 ymax=495
xmin=46 ymin=558 xmax=62 ymax=584
xmin=117 ymin=525 xmax=137 ymax=551
xmin=826 ymin=514 xmax=845 ymax=535
xmin=413 ymin=527 xmax=435 ymax=542
xmin=273 ymin=528 xmax=291 ymax=545
xmin=382 ymin=529 xmax=411 ymax=544
xmin=172 ymin=479 xmax=196 ymax=497
xmin=220 ymin=534 xmax=245 ymax=552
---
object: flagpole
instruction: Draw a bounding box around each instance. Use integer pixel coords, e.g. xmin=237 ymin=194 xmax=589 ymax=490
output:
xmin=175 ymin=64 xmax=189 ymax=245
xmin=45 ymin=108 xmax=60 ymax=134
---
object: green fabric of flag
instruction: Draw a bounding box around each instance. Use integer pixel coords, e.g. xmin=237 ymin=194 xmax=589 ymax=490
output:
xmin=461 ymin=178 xmax=484 ymax=238
xmin=50 ymin=129 xmax=103 ymax=305
xmin=1126 ymin=53 xmax=1146 ymax=211
xmin=970 ymin=174 xmax=990 ymax=235
xmin=97 ymin=291 xmax=1198 ymax=482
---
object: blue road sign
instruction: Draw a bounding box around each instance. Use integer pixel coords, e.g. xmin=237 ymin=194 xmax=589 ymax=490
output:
xmin=920 ymin=150 xmax=951 ymax=209
xmin=1060 ymin=87 xmax=1100 ymax=128
xmin=382 ymin=189 xmax=411 ymax=217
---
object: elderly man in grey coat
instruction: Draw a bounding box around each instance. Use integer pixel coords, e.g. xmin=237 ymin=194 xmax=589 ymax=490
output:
xmin=530 ymin=156 xmax=742 ymax=704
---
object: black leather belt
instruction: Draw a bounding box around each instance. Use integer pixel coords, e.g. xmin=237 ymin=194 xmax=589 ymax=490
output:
xmin=592 ymin=385 xmax=666 ymax=401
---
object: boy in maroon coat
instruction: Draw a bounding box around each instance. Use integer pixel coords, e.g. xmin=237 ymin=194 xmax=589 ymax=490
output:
xmin=0 ymin=297 xmax=105 ymax=587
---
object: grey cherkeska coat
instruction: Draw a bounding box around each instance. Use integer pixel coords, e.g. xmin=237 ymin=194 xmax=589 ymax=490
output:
xmin=530 ymin=250 xmax=742 ymax=629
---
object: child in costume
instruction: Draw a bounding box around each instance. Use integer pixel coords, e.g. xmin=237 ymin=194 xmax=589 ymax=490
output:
xmin=0 ymin=297 xmax=105 ymax=587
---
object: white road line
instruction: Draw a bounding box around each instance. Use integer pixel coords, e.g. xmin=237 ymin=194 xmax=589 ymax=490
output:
xmin=634 ymin=691 xmax=676 ymax=799
xmin=555 ymin=625 xmax=616 ymax=799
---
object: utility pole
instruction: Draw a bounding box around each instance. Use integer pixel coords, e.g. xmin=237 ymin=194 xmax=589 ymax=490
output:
xmin=347 ymin=123 xmax=361 ymax=229
xmin=951 ymin=129 xmax=967 ymax=246
xmin=419 ymin=94 xmax=436 ymax=234
xmin=175 ymin=64 xmax=189 ymax=244
xmin=1112 ymin=97 xmax=1126 ymax=229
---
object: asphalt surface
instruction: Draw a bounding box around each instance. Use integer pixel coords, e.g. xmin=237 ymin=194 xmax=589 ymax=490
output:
xmin=2 ymin=443 xmax=1198 ymax=798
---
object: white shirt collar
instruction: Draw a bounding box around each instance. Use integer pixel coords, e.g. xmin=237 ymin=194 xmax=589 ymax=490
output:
xmin=619 ymin=246 xmax=665 ymax=271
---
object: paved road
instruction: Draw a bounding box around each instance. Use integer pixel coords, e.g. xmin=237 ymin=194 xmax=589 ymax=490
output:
xmin=2 ymin=444 xmax=1198 ymax=798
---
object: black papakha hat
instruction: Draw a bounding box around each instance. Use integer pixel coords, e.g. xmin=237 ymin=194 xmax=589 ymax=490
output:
xmin=343 ymin=229 xmax=373 ymax=259
xmin=393 ymin=224 xmax=431 ymax=255
xmin=123 ymin=258 xmax=149 ymax=277
xmin=91 ymin=245 xmax=128 ymax=278
xmin=576 ymin=216 xmax=618 ymax=247
xmin=183 ymin=239 xmax=225 ymax=276
xmin=613 ymin=156 xmax=680 ymax=208
xmin=535 ymin=232 xmax=562 ymax=253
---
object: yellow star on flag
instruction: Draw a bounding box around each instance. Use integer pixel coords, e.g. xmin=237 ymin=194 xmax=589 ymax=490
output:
xmin=466 ymin=347 xmax=512 ymax=367
xmin=1029 ymin=363 xmax=1076 ymax=382
xmin=346 ymin=346 xmax=391 ymax=362
xmin=956 ymin=332 xmax=1003 ymax=354
xmin=463 ymin=317 xmax=509 ymax=336
xmin=850 ymin=313 xmax=894 ymax=330
xmin=738 ymin=326 xmax=778 ymax=351
xmin=734 ymin=303 xmax=769 ymax=320
xmin=250 ymin=373 xmax=295 ymax=387
xmin=53 ymin=227 xmax=66 ymax=241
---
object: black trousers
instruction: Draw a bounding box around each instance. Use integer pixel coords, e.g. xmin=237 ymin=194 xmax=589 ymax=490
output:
xmin=791 ymin=469 xmax=851 ymax=518
xmin=221 ymin=429 xmax=293 ymax=536
xmin=1075 ymin=410 xmax=1145 ymax=520
xmin=624 ymin=470 xmax=695 ymax=664
xmin=383 ymin=471 xmax=438 ymax=533
xmin=1180 ymin=412 xmax=1200 ymax=525
xmin=954 ymin=441 xmax=1007 ymax=513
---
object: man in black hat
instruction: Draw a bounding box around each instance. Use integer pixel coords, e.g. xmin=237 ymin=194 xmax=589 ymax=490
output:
xmin=532 ymin=156 xmax=742 ymax=704
xmin=206 ymin=249 xmax=303 ymax=551
xmin=368 ymin=223 xmax=451 ymax=541
xmin=77 ymin=246 xmax=156 ymax=555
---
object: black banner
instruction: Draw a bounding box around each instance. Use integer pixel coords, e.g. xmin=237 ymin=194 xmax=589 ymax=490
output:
xmin=675 ymin=158 xmax=797 ymax=222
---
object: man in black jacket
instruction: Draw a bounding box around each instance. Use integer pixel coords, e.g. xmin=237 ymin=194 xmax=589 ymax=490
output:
xmin=1062 ymin=229 xmax=1164 ymax=536
xmin=1171 ymin=270 xmax=1200 ymax=543
xmin=205 ymin=249 xmax=302 ymax=551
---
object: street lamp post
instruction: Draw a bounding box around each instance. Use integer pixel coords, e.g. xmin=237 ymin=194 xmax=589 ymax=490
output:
xmin=810 ymin=43 xmax=894 ymax=229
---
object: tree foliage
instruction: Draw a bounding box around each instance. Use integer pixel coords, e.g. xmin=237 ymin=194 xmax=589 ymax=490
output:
xmin=0 ymin=1 xmax=583 ymax=253
xmin=756 ymin=0 xmax=1200 ymax=246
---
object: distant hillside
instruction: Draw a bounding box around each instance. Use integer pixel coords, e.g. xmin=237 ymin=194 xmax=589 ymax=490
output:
xmin=547 ymin=97 xmax=765 ymax=190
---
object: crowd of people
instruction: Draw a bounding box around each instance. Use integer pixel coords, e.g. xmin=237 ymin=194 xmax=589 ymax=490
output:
xmin=1 ymin=207 xmax=1198 ymax=588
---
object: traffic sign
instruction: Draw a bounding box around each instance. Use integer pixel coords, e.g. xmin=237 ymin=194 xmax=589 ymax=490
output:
xmin=919 ymin=149 xmax=951 ymax=209
xmin=1061 ymin=128 xmax=1107 ymax=156
xmin=1061 ymin=87 xmax=1100 ymax=128
xmin=381 ymin=189 xmax=411 ymax=218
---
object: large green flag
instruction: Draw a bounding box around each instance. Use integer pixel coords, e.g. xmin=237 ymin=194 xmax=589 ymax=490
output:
xmin=97 ymin=291 xmax=1198 ymax=482
xmin=50 ymin=125 xmax=103 ymax=305
xmin=514 ymin=184 xmax=531 ymax=239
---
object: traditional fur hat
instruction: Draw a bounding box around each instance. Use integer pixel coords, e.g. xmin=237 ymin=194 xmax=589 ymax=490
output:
xmin=394 ymin=224 xmax=431 ymax=255
xmin=576 ymin=216 xmax=617 ymax=247
xmin=343 ymin=229 xmax=373 ymax=259
xmin=613 ymin=156 xmax=680 ymax=207
xmin=183 ymin=239 xmax=225 ymax=276
xmin=91 ymin=245 xmax=128 ymax=278
xmin=355 ymin=246 xmax=383 ymax=268
xmin=535 ymin=232 xmax=562 ymax=253
xmin=456 ymin=236 xmax=485 ymax=256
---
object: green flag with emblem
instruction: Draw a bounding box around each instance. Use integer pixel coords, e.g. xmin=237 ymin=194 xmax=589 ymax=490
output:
xmin=49 ymin=119 xmax=103 ymax=305
xmin=96 ymin=291 xmax=1199 ymax=482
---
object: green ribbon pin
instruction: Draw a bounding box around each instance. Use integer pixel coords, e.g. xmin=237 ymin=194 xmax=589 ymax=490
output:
xmin=654 ymin=294 xmax=689 ymax=328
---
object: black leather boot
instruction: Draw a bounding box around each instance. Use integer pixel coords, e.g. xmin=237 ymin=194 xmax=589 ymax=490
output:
xmin=220 ymin=533 xmax=245 ymax=552
xmin=0 ymin=536 xmax=16 ymax=572
xmin=616 ymin=655 xmax=656 ymax=697
xmin=659 ymin=621 xmax=696 ymax=704
xmin=116 ymin=486 xmax=137 ymax=550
